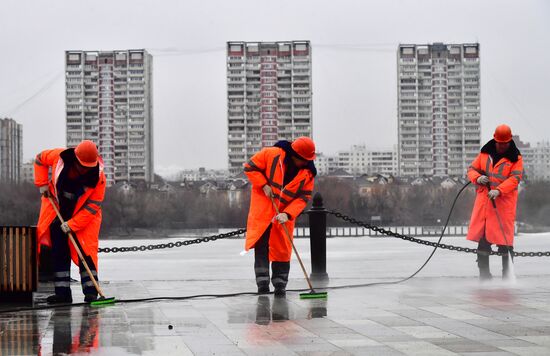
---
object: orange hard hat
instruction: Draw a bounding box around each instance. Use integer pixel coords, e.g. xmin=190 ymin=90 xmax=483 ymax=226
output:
xmin=75 ymin=140 xmax=99 ymax=167
xmin=493 ymin=124 xmax=512 ymax=143
xmin=291 ymin=136 xmax=316 ymax=161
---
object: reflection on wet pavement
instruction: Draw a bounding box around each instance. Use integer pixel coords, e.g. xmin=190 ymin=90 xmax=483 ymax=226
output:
xmin=0 ymin=291 xmax=329 ymax=355
xmin=252 ymin=295 xmax=326 ymax=325
xmin=51 ymin=307 xmax=99 ymax=354
xmin=4 ymin=233 xmax=550 ymax=354
xmin=2 ymin=277 xmax=549 ymax=355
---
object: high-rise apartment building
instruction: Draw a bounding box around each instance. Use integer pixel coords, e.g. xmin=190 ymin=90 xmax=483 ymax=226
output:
xmin=65 ymin=50 xmax=153 ymax=186
xmin=0 ymin=118 xmax=23 ymax=183
xmin=226 ymin=41 xmax=312 ymax=175
xmin=397 ymin=43 xmax=480 ymax=177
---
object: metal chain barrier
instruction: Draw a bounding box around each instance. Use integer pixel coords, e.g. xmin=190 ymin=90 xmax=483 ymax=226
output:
xmin=98 ymin=228 xmax=247 ymax=254
xmin=328 ymin=210 xmax=550 ymax=257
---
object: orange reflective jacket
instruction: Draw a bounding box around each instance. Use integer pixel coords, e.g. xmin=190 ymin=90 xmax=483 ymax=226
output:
xmin=34 ymin=148 xmax=106 ymax=267
xmin=466 ymin=147 xmax=523 ymax=246
xmin=244 ymin=147 xmax=315 ymax=261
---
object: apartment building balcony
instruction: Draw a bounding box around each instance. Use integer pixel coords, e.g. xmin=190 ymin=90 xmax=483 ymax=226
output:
xmin=228 ymin=136 xmax=245 ymax=142
xmin=291 ymin=60 xmax=309 ymax=67
xmin=293 ymin=94 xmax=311 ymax=101
xmin=463 ymin=107 xmax=480 ymax=113
xmin=66 ymin=88 xmax=82 ymax=94
xmin=245 ymin=63 xmax=260 ymax=70
xmin=293 ymin=55 xmax=310 ymax=62
xmin=294 ymin=113 xmax=310 ymax=120
xmin=228 ymin=106 xmax=244 ymax=113
xmin=293 ymin=77 xmax=310 ymax=84
xmin=463 ymin=71 xmax=479 ymax=78
xmin=400 ymin=72 xmax=417 ymax=79
xmin=128 ymin=71 xmax=144 ymax=77
xmin=228 ymin=119 xmax=245 ymax=126
xmin=228 ymin=128 xmax=245 ymax=136
xmin=228 ymin=91 xmax=245 ymax=98
xmin=227 ymin=72 xmax=245 ymax=78
xmin=464 ymin=98 xmax=480 ymax=111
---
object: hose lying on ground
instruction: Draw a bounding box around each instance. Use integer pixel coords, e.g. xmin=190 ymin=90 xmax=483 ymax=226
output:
xmin=0 ymin=182 xmax=471 ymax=314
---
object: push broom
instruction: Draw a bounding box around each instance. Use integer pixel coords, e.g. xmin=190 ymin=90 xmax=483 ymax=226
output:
xmin=270 ymin=196 xmax=327 ymax=299
xmin=48 ymin=196 xmax=116 ymax=306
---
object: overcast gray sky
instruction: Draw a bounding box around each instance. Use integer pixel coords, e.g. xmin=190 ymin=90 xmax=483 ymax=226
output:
xmin=0 ymin=0 xmax=548 ymax=175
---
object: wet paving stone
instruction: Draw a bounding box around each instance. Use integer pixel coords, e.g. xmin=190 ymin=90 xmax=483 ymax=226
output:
xmin=2 ymin=237 xmax=550 ymax=354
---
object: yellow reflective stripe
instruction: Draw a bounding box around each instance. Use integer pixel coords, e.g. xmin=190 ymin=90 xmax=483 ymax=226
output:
xmin=511 ymin=170 xmax=522 ymax=175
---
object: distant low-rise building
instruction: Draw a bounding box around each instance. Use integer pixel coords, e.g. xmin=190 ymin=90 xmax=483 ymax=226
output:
xmin=174 ymin=168 xmax=229 ymax=182
xmin=522 ymin=140 xmax=550 ymax=181
xmin=317 ymin=145 xmax=397 ymax=176
xmin=20 ymin=159 xmax=35 ymax=183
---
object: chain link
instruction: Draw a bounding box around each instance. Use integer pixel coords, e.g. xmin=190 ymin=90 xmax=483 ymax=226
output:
xmin=98 ymin=228 xmax=247 ymax=254
xmin=97 ymin=209 xmax=550 ymax=258
xmin=327 ymin=210 xmax=550 ymax=257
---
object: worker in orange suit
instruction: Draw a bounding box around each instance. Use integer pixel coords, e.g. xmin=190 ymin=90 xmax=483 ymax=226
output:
xmin=466 ymin=124 xmax=523 ymax=280
xmin=243 ymin=137 xmax=316 ymax=297
xmin=34 ymin=140 xmax=106 ymax=303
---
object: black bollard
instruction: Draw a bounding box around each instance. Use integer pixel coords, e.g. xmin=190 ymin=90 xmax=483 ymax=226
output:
xmin=307 ymin=192 xmax=329 ymax=284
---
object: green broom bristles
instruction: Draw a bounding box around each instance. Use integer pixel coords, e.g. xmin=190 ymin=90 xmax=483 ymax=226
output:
xmin=300 ymin=291 xmax=328 ymax=299
xmin=91 ymin=297 xmax=116 ymax=306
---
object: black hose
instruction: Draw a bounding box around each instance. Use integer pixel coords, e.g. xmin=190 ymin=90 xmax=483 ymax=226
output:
xmin=323 ymin=181 xmax=471 ymax=289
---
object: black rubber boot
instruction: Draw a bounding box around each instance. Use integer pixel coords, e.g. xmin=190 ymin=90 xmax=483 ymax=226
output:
xmin=257 ymin=285 xmax=270 ymax=295
xmin=84 ymin=294 xmax=98 ymax=303
xmin=477 ymin=253 xmax=492 ymax=281
xmin=477 ymin=237 xmax=492 ymax=281
xmin=254 ymin=226 xmax=271 ymax=294
xmin=46 ymin=294 xmax=73 ymax=304
xmin=272 ymin=261 xmax=289 ymax=298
